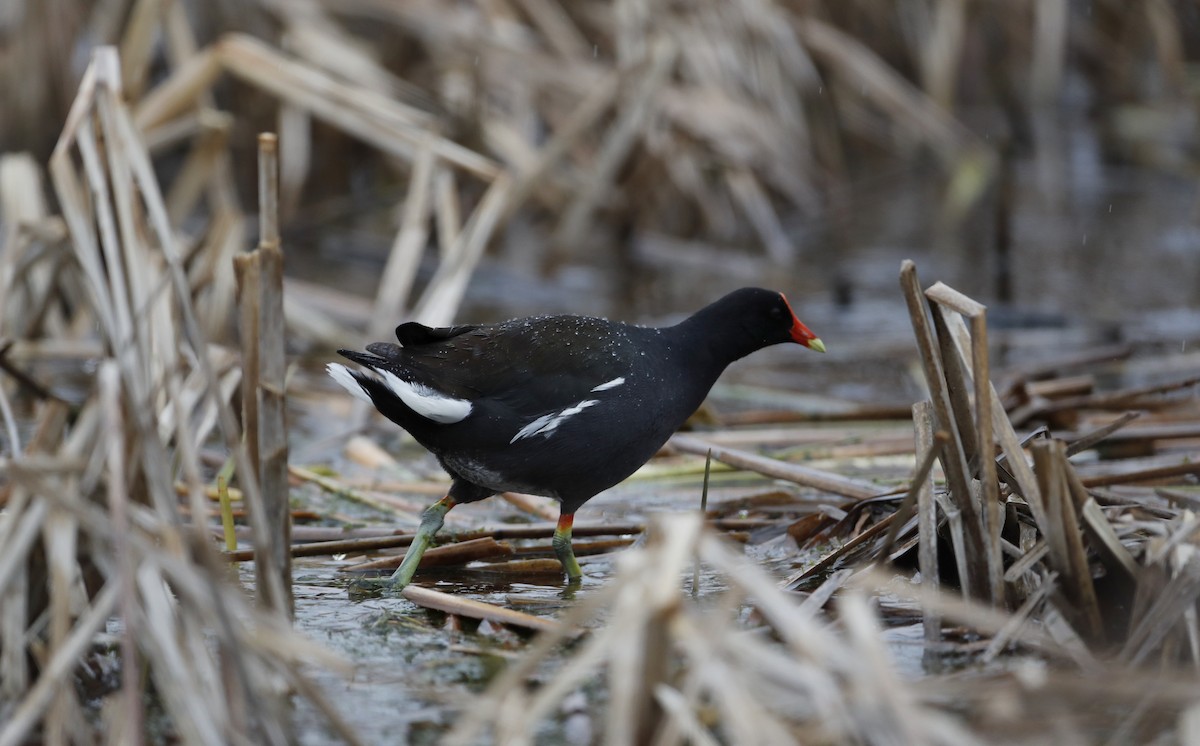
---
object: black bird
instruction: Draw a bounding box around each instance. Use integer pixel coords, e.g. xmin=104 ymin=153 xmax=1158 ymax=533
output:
xmin=329 ymin=287 xmax=825 ymax=589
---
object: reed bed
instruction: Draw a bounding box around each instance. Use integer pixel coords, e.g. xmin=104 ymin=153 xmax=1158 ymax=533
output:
xmin=0 ymin=44 xmax=363 ymax=742
xmin=0 ymin=1 xmax=1197 ymax=744
xmin=3 ymin=0 xmax=1196 ymax=294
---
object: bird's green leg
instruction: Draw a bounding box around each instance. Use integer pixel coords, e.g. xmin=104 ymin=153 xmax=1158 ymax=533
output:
xmin=388 ymin=496 xmax=456 ymax=590
xmin=552 ymin=511 xmax=583 ymax=582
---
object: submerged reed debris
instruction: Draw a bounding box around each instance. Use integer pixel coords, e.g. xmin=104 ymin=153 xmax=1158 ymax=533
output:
xmin=448 ymin=514 xmax=973 ymax=745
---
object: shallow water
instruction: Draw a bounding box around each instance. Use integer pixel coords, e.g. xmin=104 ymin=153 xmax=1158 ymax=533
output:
xmin=278 ymin=378 xmax=945 ymax=742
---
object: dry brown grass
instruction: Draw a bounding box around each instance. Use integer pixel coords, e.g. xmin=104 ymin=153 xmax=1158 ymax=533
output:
xmin=0 ymin=45 xmax=356 ymax=744
xmin=0 ymin=1 xmax=1198 ymax=743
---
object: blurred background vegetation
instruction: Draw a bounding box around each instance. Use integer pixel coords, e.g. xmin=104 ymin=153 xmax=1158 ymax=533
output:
xmin=3 ymin=0 xmax=1197 ymax=332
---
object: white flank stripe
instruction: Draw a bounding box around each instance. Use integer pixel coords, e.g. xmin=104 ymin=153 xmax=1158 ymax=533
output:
xmin=590 ymin=376 xmax=625 ymax=392
xmin=326 ymin=363 xmax=372 ymax=403
xmin=511 ymin=399 xmax=599 ymax=443
xmin=378 ymin=370 xmax=472 ymax=424
xmin=510 ymin=413 xmax=555 ymax=443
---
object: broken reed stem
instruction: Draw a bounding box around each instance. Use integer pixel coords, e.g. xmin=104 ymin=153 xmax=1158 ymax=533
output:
xmin=0 ymin=380 xmax=20 ymax=457
xmin=1081 ymin=461 xmax=1200 ymax=488
xmin=499 ymin=492 xmax=559 ymax=521
xmin=368 ymin=140 xmax=434 ymax=341
xmin=913 ymin=401 xmax=942 ymax=644
xmin=234 ymin=256 xmax=260 ymax=476
xmin=970 ymin=311 xmax=1004 ymax=607
xmin=400 ymin=585 xmax=558 ymax=634
xmin=670 ymin=433 xmax=881 ymax=500
xmin=257 ymin=133 xmax=280 ymax=247
xmin=1065 ymin=467 xmax=1140 ymax=581
xmin=256 ymin=132 xmax=292 ymax=618
xmin=512 ymin=538 xmax=640 ymax=557
xmin=927 ymin=281 xmax=1004 ymax=605
xmin=413 ymin=172 xmax=514 ymax=326
xmin=899 ymin=261 xmax=987 ymax=600
xmin=500 ymin=70 xmax=619 ymax=221
xmin=233 ymin=133 xmax=292 ymax=618
xmin=1122 ymin=555 xmax=1200 ymax=665
xmin=1039 ymin=374 xmax=1200 ymax=414
xmin=877 ymin=427 xmax=947 ymax=560
xmin=346 ymin=536 xmax=513 ymax=572
xmin=226 ymin=520 xmax=753 ymax=563
xmin=0 ymin=584 xmax=120 ymax=746
xmin=1031 ymin=439 xmax=1103 ymax=642
xmin=1065 ymin=411 xmax=1141 ymax=456
xmin=213 ymin=35 xmax=498 ymax=179
xmin=99 ymin=362 xmax=144 ymax=743
xmin=0 ymin=344 xmax=62 ymax=404
xmin=287 ymin=464 xmax=420 ymax=516
xmin=221 ymin=533 xmax=401 ymax=562
xmin=782 ymin=513 xmax=899 ymax=589
xmin=930 ymin=306 xmax=980 ymax=468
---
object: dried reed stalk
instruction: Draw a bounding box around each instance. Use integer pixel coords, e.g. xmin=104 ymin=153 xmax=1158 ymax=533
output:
xmin=925 ymin=282 xmax=1004 ymax=604
xmin=876 ymin=421 xmax=946 ymax=561
xmin=214 ymin=34 xmax=497 ymax=178
xmin=892 ymin=262 xmax=1169 ymax=653
xmin=1031 ymin=440 xmax=1103 ymax=642
xmin=913 ymin=401 xmax=942 ymax=645
xmin=368 ymin=140 xmax=434 ymax=341
xmin=400 ymin=585 xmax=558 ymax=634
xmin=670 ymin=433 xmax=880 ymax=500
xmin=448 ymin=514 xmax=978 ymax=745
xmin=235 ymin=254 xmax=261 ymax=472
xmin=255 ymin=132 xmax=292 ymax=617
xmin=99 ymin=362 xmax=144 ymax=740
xmin=551 ymin=38 xmax=677 ymax=255
xmin=346 ymin=536 xmax=514 ymax=572
xmin=0 ymin=44 xmax=358 ymax=742
xmin=413 ymin=172 xmax=514 ymax=326
xmin=900 ymin=260 xmax=988 ymax=599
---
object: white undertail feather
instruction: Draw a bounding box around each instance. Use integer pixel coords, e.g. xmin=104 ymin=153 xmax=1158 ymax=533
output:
xmin=326 ymin=363 xmax=372 ymax=403
xmin=511 ymin=399 xmax=599 ymax=443
xmin=591 ymin=377 xmax=625 ymax=392
xmin=326 ymin=362 xmax=473 ymax=424
xmin=378 ymin=369 xmax=473 ymax=424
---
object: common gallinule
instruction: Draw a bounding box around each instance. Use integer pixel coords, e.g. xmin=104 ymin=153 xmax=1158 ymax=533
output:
xmin=328 ymin=287 xmax=824 ymax=589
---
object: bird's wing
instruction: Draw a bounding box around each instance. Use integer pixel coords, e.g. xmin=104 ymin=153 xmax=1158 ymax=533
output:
xmin=393 ymin=322 xmax=477 ymax=346
xmin=350 ymin=316 xmax=641 ymax=414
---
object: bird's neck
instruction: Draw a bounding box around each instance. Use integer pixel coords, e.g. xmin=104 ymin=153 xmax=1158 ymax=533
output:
xmin=670 ymin=306 xmax=760 ymax=370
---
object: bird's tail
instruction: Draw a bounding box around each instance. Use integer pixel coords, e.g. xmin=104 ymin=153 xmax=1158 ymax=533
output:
xmin=337 ymin=348 xmax=390 ymax=369
xmin=326 ymin=361 xmax=376 ymax=404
